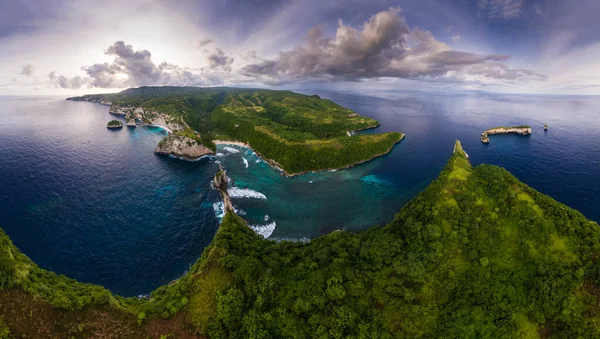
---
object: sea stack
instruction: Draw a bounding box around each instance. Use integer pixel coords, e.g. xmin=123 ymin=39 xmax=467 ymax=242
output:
xmin=213 ymin=164 xmax=234 ymax=212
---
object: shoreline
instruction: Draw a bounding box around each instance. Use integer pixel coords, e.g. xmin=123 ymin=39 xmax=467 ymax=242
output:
xmin=213 ymin=133 xmax=405 ymax=177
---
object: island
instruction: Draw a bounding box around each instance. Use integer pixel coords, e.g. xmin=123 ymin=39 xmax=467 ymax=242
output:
xmin=480 ymin=125 xmax=531 ymax=143
xmin=106 ymin=119 xmax=122 ymax=129
xmin=67 ymin=87 xmax=404 ymax=175
xmin=2 ymin=140 xmax=600 ymax=337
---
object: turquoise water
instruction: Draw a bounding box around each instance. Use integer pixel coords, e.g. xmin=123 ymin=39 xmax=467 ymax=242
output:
xmin=1 ymin=91 xmax=599 ymax=296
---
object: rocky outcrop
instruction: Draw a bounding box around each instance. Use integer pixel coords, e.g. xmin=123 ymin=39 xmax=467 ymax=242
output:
xmin=481 ymin=126 xmax=531 ymax=144
xmin=154 ymin=135 xmax=214 ymax=160
xmin=213 ymin=164 xmax=234 ymax=212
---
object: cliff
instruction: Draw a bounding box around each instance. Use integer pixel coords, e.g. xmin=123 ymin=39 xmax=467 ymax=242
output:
xmin=480 ymin=126 xmax=531 ymax=143
xmin=154 ymin=134 xmax=214 ymax=160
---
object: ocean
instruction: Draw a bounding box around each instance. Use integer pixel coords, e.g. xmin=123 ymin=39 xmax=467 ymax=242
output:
xmin=0 ymin=90 xmax=599 ymax=296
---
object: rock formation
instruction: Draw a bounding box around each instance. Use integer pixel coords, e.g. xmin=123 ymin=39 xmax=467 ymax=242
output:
xmin=213 ymin=164 xmax=234 ymax=212
xmin=481 ymin=126 xmax=531 ymax=144
xmin=154 ymin=134 xmax=214 ymax=160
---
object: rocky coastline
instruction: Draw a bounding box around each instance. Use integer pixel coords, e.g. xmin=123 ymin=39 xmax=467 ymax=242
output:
xmin=480 ymin=126 xmax=531 ymax=144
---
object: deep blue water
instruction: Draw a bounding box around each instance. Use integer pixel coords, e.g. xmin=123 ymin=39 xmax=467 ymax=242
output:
xmin=1 ymin=91 xmax=599 ymax=296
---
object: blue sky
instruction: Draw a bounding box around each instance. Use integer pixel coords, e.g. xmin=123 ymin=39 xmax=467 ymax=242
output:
xmin=1 ymin=0 xmax=599 ymax=95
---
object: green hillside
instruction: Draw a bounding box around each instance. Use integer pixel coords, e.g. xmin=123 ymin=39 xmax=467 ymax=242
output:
xmin=2 ymin=140 xmax=600 ymax=338
xmin=69 ymin=87 xmax=404 ymax=175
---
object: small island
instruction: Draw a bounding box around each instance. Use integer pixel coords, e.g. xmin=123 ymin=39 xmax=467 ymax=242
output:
xmin=106 ymin=120 xmax=123 ymax=129
xmin=480 ymin=125 xmax=531 ymax=143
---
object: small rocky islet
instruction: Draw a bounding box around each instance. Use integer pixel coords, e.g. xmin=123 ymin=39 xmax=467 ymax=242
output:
xmin=106 ymin=120 xmax=123 ymax=129
xmin=480 ymin=126 xmax=532 ymax=143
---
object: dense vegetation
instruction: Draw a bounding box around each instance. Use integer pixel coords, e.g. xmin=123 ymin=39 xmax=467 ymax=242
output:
xmin=71 ymin=87 xmax=403 ymax=175
xmin=2 ymin=140 xmax=600 ymax=338
xmin=106 ymin=119 xmax=123 ymax=128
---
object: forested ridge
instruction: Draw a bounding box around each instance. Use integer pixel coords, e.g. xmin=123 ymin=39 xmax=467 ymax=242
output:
xmin=69 ymin=87 xmax=404 ymax=175
xmin=2 ymin=141 xmax=600 ymax=338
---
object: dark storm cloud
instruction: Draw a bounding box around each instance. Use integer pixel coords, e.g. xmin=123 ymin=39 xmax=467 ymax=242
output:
xmin=19 ymin=64 xmax=34 ymax=76
xmin=241 ymin=7 xmax=544 ymax=84
xmin=50 ymin=41 xmax=226 ymax=89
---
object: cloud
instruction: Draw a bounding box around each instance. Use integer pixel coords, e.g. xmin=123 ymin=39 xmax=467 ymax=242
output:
xmin=50 ymin=41 xmax=227 ymax=89
xmin=205 ymin=48 xmax=234 ymax=71
xmin=477 ymin=0 xmax=523 ymax=20
xmin=49 ymin=71 xmax=84 ymax=89
xmin=19 ymin=64 xmax=34 ymax=76
xmin=241 ymin=8 xmax=543 ymax=85
xmin=197 ymin=40 xmax=234 ymax=72
xmin=197 ymin=38 xmax=215 ymax=47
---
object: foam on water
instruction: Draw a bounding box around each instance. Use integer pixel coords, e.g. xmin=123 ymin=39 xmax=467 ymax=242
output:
xmin=242 ymin=157 xmax=249 ymax=168
xmin=228 ymin=187 xmax=267 ymax=200
xmin=250 ymin=221 xmax=276 ymax=238
xmin=223 ymin=146 xmax=240 ymax=154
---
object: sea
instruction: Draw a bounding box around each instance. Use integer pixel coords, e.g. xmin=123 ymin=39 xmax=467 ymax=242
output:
xmin=0 ymin=90 xmax=599 ymax=296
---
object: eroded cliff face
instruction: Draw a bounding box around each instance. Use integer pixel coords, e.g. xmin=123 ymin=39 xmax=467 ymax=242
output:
xmin=481 ymin=127 xmax=531 ymax=143
xmin=154 ymin=135 xmax=213 ymax=160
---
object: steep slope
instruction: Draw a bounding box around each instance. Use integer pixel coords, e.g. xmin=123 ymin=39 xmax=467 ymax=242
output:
xmin=1 ymin=140 xmax=600 ymax=338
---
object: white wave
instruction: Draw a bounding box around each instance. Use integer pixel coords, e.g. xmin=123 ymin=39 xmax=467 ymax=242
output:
xmin=308 ymin=180 xmax=314 ymax=184
xmin=147 ymin=124 xmax=172 ymax=133
xmin=264 ymin=215 xmax=270 ymax=221
xmin=228 ymin=187 xmax=267 ymax=200
xmin=213 ymin=201 xmax=226 ymax=219
xmin=216 ymin=152 xmax=224 ymax=157
xmin=242 ymin=157 xmax=249 ymax=168
xmin=214 ymin=160 xmax=221 ymax=164
xmin=250 ymin=221 xmax=276 ymax=238
xmin=213 ymin=201 xmax=242 ymax=219
xmin=255 ymin=159 xmax=261 ymax=163
xmin=223 ymin=146 xmax=240 ymax=154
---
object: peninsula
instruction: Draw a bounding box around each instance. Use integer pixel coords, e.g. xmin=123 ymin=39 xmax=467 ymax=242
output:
xmin=67 ymin=86 xmax=404 ymax=175
xmin=480 ymin=125 xmax=531 ymax=143
xmin=2 ymin=140 xmax=600 ymax=337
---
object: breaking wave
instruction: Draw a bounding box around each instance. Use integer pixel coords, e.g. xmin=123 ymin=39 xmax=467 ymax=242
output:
xmin=250 ymin=221 xmax=276 ymax=238
xmin=242 ymin=157 xmax=249 ymax=168
xmin=228 ymin=187 xmax=267 ymax=200
xmin=223 ymin=146 xmax=240 ymax=154
xmin=212 ymin=201 xmax=244 ymax=219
